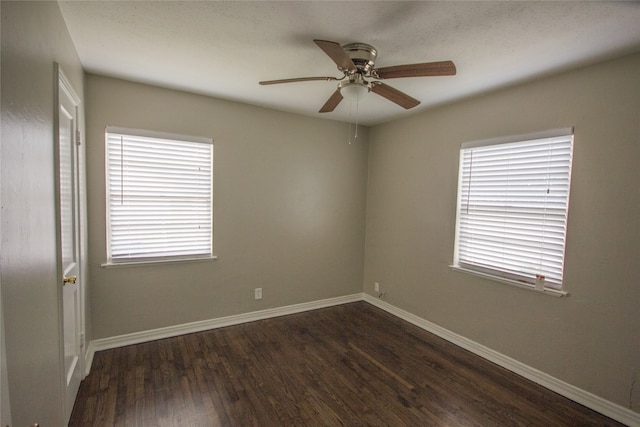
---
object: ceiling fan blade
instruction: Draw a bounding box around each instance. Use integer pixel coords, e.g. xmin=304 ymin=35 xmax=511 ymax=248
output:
xmin=319 ymin=90 xmax=344 ymax=113
xmin=375 ymin=60 xmax=456 ymax=79
xmin=370 ymin=82 xmax=420 ymax=109
xmin=313 ymin=39 xmax=357 ymax=72
xmin=259 ymin=76 xmax=339 ymax=85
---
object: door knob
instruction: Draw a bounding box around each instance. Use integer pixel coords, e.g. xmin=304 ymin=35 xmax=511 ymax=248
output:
xmin=63 ymin=275 xmax=77 ymax=285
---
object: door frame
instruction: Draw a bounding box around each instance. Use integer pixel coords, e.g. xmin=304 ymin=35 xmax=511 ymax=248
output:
xmin=54 ymin=63 xmax=85 ymax=422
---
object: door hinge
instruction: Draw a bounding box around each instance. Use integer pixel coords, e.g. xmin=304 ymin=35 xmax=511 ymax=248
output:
xmin=76 ymin=129 xmax=82 ymax=146
xmin=80 ymin=332 xmax=86 ymax=348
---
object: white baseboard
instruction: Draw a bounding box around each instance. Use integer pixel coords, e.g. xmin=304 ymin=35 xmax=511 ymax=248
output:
xmin=84 ymin=293 xmax=363 ymax=376
xmin=84 ymin=292 xmax=639 ymax=426
xmin=362 ymin=294 xmax=640 ymax=427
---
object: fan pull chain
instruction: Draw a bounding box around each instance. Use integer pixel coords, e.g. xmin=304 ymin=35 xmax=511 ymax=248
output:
xmin=354 ymin=98 xmax=359 ymax=139
xmin=347 ymin=99 xmax=359 ymax=145
xmin=348 ymin=100 xmax=353 ymax=144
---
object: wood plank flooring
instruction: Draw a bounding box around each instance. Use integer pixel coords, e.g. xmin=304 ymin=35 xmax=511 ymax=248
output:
xmin=70 ymin=302 xmax=624 ymax=426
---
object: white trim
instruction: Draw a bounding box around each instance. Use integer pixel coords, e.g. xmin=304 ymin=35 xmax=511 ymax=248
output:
xmin=105 ymin=126 xmax=213 ymax=145
xmin=450 ymin=265 xmax=568 ymax=297
xmin=58 ymin=65 xmax=81 ymax=106
xmin=84 ymin=293 xmax=363 ymax=376
xmin=362 ymin=294 xmax=640 ymax=427
xmin=84 ymin=293 xmax=639 ymax=426
xmin=101 ymin=255 xmax=218 ymax=268
xmin=82 ymin=346 xmax=92 ymax=375
xmin=461 ymin=127 xmax=573 ymax=149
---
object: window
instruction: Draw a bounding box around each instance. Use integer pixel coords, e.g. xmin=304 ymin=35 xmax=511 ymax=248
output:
xmin=105 ymin=127 xmax=213 ymax=264
xmin=453 ymin=128 xmax=573 ymax=291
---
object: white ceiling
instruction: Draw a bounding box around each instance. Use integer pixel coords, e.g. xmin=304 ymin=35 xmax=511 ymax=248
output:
xmin=58 ymin=1 xmax=640 ymax=126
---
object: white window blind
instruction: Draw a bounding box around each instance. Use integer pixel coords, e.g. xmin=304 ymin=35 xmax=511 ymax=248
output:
xmin=454 ymin=129 xmax=573 ymax=290
xmin=105 ymin=127 xmax=213 ymax=263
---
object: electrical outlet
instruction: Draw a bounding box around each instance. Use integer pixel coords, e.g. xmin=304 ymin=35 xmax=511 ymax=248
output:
xmin=374 ymin=282 xmax=380 ymax=292
xmin=254 ymin=288 xmax=262 ymax=300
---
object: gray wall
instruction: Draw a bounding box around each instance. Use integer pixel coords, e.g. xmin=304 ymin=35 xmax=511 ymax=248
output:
xmin=364 ymin=53 xmax=640 ymax=411
xmin=85 ymin=74 xmax=369 ymax=339
xmin=0 ymin=1 xmax=85 ymax=425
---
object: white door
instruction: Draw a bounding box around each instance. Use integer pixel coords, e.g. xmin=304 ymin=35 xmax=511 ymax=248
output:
xmin=56 ymin=65 xmax=83 ymax=421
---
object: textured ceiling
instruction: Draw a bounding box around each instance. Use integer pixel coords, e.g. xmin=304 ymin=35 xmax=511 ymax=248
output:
xmin=59 ymin=1 xmax=640 ymax=126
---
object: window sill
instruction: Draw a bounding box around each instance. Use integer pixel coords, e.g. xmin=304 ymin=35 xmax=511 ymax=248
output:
xmin=101 ymin=255 xmax=218 ymax=268
xmin=449 ymin=265 xmax=568 ymax=297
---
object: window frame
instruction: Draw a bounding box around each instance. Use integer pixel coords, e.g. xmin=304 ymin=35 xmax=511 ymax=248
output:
xmin=103 ymin=126 xmax=215 ymax=266
xmin=451 ymin=128 xmax=574 ymax=296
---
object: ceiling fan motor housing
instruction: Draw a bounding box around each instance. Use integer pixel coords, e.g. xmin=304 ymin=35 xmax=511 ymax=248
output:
xmin=342 ymin=43 xmax=377 ymax=73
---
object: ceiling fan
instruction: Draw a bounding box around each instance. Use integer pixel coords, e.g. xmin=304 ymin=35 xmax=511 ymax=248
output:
xmin=259 ymin=39 xmax=456 ymax=113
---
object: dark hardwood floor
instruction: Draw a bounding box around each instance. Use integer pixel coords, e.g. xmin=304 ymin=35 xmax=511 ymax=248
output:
xmin=70 ymin=302 xmax=623 ymax=426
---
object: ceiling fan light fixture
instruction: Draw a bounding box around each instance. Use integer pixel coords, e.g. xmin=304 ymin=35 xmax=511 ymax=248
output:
xmin=339 ymin=82 xmax=368 ymax=102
